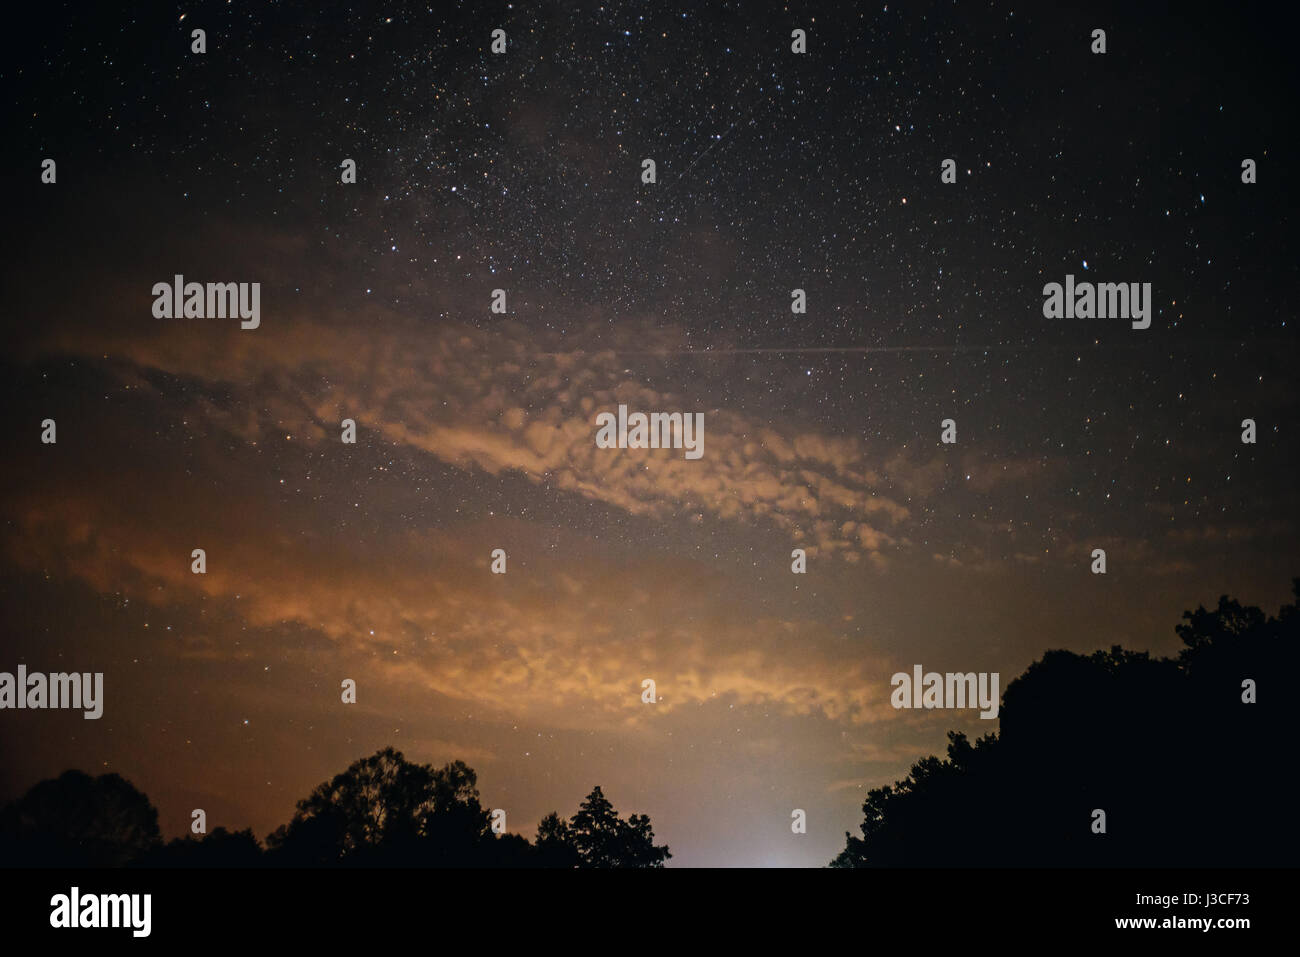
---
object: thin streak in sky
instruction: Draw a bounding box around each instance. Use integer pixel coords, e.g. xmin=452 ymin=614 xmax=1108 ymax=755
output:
xmin=536 ymin=345 xmax=1020 ymax=357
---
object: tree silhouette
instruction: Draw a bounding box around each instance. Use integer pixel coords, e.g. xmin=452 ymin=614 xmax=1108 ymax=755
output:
xmin=0 ymin=769 xmax=160 ymax=866
xmin=2 ymin=752 xmax=676 ymax=867
xmin=143 ymin=827 xmax=263 ymax=867
xmin=265 ymin=747 xmax=490 ymax=865
xmin=477 ymin=831 xmax=538 ymax=867
xmin=832 ymin=579 xmax=1300 ymax=867
xmin=566 ymin=786 xmax=671 ymax=868
xmin=534 ymin=811 xmax=581 ymax=868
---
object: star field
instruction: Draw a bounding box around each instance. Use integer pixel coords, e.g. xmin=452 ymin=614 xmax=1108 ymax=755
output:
xmin=1 ymin=0 xmax=1297 ymax=867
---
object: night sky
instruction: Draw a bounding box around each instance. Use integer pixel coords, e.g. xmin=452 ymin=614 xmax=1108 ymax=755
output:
xmin=1 ymin=1 xmax=1297 ymax=867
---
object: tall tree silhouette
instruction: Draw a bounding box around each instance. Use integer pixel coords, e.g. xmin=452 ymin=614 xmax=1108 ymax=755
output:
xmin=566 ymin=786 xmax=671 ymax=868
xmin=0 ymin=769 xmax=160 ymax=866
xmin=832 ymin=579 xmax=1300 ymax=867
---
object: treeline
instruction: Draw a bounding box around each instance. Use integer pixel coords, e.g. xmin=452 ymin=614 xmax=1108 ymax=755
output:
xmin=0 ymin=749 xmax=669 ymax=868
xmin=831 ymin=579 xmax=1300 ymax=867
xmin=5 ymin=580 xmax=1295 ymax=868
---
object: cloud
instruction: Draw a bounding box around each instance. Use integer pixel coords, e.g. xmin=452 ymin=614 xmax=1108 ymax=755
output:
xmin=3 ymin=459 xmax=901 ymax=731
xmin=33 ymin=254 xmax=922 ymax=564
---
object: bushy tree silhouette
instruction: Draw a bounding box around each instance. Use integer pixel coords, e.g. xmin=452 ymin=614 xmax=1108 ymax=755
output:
xmin=564 ymin=785 xmax=671 ymax=868
xmin=831 ymin=580 xmax=1300 ymax=867
xmin=534 ymin=811 xmax=581 ymax=868
xmin=0 ymin=769 xmax=160 ymax=866
xmin=265 ymin=747 xmax=491 ymax=865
